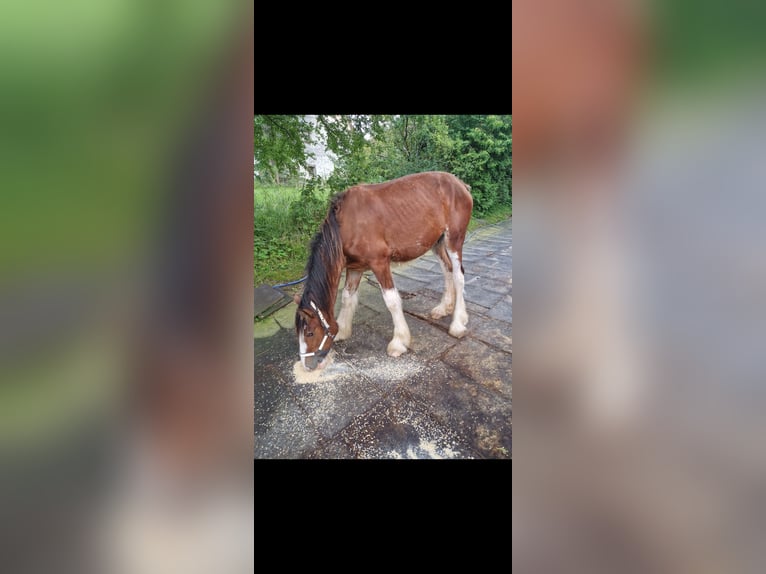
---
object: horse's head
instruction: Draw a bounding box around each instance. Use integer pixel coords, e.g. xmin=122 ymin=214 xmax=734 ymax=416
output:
xmin=294 ymin=296 xmax=336 ymax=371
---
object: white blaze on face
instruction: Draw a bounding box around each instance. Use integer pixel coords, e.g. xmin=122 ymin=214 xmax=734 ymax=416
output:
xmin=299 ymin=330 xmax=307 ymax=369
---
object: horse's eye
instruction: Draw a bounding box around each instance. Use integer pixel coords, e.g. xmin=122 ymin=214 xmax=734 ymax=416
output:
xmin=306 ymin=332 xmax=314 ymax=338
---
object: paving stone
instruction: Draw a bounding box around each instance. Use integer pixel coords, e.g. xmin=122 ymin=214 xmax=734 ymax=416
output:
xmin=254 ymin=366 xmax=292 ymax=429
xmin=442 ymin=338 xmax=512 ymax=399
xmin=335 ymin=321 xmax=393 ymax=358
xmin=346 ymin=353 xmax=427 ymax=395
xmin=286 ymin=364 xmax=383 ymax=440
xmin=303 ymin=437 xmax=356 ymax=459
xmin=339 ymin=388 xmax=480 ymax=459
xmin=255 ymin=326 xmax=299 ymax=373
xmin=467 ymin=266 xmax=513 ymax=282
xmin=481 ymin=278 xmax=511 ymax=295
xmin=462 ymin=284 xmax=507 ymax=308
xmin=254 ymin=392 xmax=321 ymax=459
xmin=255 ymin=217 xmax=512 ymax=459
xmin=404 ymin=315 xmax=461 ymax=360
xmin=485 ymin=296 xmax=512 ymax=324
xmin=331 ymin=297 xmax=381 ymax=327
xmin=398 ymin=289 xmax=443 ymax=317
xmin=420 ymin=288 xmax=491 ymax=316
xmin=390 ymin=274 xmax=429 ymax=294
xmin=396 ymin=269 xmax=444 ymax=286
xmin=408 ymin=361 xmax=512 ymax=458
xmin=469 ymin=318 xmax=512 ymax=354
xmin=272 ymin=303 xmax=299 ymax=330
xmin=399 ymin=259 xmax=440 ymax=274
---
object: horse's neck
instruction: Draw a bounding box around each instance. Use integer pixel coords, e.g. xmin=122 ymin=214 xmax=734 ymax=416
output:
xmin=324 ymin=266 xmax=342 ymax=323
xmin=308 ymin=262 xmax=342 ymax=326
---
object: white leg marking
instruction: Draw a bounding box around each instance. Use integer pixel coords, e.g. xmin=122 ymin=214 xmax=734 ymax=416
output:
xmin=336 ymin=287 xmax=359 ymax=341
xmin=381 ymin=288 xmax=411 ymax=356
xmin=430 ymin=257 xmax=455 ymax=319
xmin=448 ymin=250 xmax=468 ymax=338
xmin=299 ymin=331 xmax=308 ymax=369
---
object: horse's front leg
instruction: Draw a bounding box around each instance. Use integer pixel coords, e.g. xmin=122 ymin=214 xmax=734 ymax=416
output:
xmin=370 ymin=260 xmax=411 ymax=357
xmin=335 ymin=269 xmax=362 ymax=341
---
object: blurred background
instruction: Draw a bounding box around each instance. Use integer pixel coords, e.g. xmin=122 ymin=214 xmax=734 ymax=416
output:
xmin=0 ymin=1 xmax=253 ymax=573
xmin=513 ymin=0 xmax=766 ymax=572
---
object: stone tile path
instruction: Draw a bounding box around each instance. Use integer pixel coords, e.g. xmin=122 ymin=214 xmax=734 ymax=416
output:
xmin=254 ymin=219 xmax=511 ymax=458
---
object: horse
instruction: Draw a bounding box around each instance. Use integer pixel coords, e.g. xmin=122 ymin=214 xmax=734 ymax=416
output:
xmin=293 ymin=171 xmax=474 ymax=370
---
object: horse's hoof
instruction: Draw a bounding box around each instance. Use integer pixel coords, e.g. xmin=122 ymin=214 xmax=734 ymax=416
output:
xmin=449 ymin=323 xmax=467 ymax=338
xmin=430 ymin=307 xmax=448 ymax=319
xmin=387 ymin=340 xmax=408 ymax=357
xmin=335 ymin=329 xmax=351 ymax=341
xmin=430 ymin=304 xmax=455 ymax=319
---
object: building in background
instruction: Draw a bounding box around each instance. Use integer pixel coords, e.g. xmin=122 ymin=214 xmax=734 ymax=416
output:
xmin=299 ymin=115 xmax=336 ymax=180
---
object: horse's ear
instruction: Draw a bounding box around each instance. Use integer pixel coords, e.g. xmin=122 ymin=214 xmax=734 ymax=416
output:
xmin=297 ymin=306 xmax=314 ymax=321
xmin=293 ymin=294 xmax=301 ymax=305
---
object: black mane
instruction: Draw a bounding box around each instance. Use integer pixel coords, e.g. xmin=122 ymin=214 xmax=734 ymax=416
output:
xmin=295 ymin=192 xmax=346 ymax=331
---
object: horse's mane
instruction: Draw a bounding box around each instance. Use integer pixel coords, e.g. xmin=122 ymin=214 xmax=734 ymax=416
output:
xmin=297 ymin=192 xmax=347 ymax=327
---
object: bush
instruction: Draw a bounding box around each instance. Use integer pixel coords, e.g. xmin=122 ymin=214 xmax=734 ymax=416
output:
xmin=288 ymin=177 xmax=330 ymax=233
xmin=447 ymin=115 xmax=512 ymax=216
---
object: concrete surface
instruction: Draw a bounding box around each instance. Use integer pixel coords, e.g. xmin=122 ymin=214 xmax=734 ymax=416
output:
xmin=254 ymin=218 xmax=511 ymax=459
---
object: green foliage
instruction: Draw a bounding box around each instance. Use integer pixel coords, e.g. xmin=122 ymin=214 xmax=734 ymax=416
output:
xmin=254 ymin=186 xmax=303 ymax=284
xmin=467 ymin=201 xmax=513 ymax=232
xmin=288 ymin=177 xmax=329 ymax=233
xmin=254 ymin=115 xmax=512 ymax=283
xmin=328 ymin=114 xmax=512 ymax=215
xmin=372 ymin=115 xmax=454 ymax=178
xmin=254 ymin=179 xmax=331 ymax=285
xmin=253 ymin=115 xmax=313 ymax=183
xmin=446 ymin=115 xmax=512 ymax=216
xmin=254 ymin=115 xmax=389 ymax=186
xmin=656 ymin=0 xmax=766 ymax=88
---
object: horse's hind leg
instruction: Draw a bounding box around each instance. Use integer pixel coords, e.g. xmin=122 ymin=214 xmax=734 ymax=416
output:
xmin=369 ymin=259 xmax=411 ymax=357
xmin=430 ymin=236 xmax=456 ymax=319
xmin=336 ymin=269 xmax=362 ymax=341
xmin=445 ymin=229 xmax=469 ymax=338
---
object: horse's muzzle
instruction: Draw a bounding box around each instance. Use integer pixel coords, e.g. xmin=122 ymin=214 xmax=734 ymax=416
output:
xmin=303 ymin=355 xmax=319 ymax=371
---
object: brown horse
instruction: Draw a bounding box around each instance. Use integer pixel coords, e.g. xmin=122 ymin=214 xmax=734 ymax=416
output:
xmin=294 ymin=171 xmax=474 ymax=370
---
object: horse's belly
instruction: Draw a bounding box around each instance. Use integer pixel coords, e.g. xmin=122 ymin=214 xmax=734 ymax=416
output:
xmin=389 ymin=231 xmax=442 ymax=262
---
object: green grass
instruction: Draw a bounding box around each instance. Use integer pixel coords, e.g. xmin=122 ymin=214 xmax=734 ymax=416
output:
xmin=467 ymin=202 xmax=512 ymax=232
xmin=254 ymin=183 xmax=511 ymax=287
xmin=254 ymin=185 xmax=301 ymax=209
xmin=254 ymin=185 xmax=312 ymax=285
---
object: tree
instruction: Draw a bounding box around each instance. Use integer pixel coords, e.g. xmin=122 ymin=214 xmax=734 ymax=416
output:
xmin=446 ymin=115 xmax=512 ymax=215
xmin=254 ymin=114 xmax=513 ymax=216
xmin=254 ymin=115 xmax=388 ymax=185
xmin=253 ymin=115 xmax=313 ymax=184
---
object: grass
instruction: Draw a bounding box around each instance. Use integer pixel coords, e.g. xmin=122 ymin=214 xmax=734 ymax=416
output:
xmin=254 ymin=183 xmax=511 ymax=287
xmin=254 ymin=185 xmax=311 ymax=285
xmin=467 ymin=202 xmax=512 ymax=232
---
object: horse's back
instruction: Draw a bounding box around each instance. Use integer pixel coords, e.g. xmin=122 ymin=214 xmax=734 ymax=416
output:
xmin=344 ymin=171 xmax=471 ymax=218
xmin=337 ymin=172 xmax=473 ymax=264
